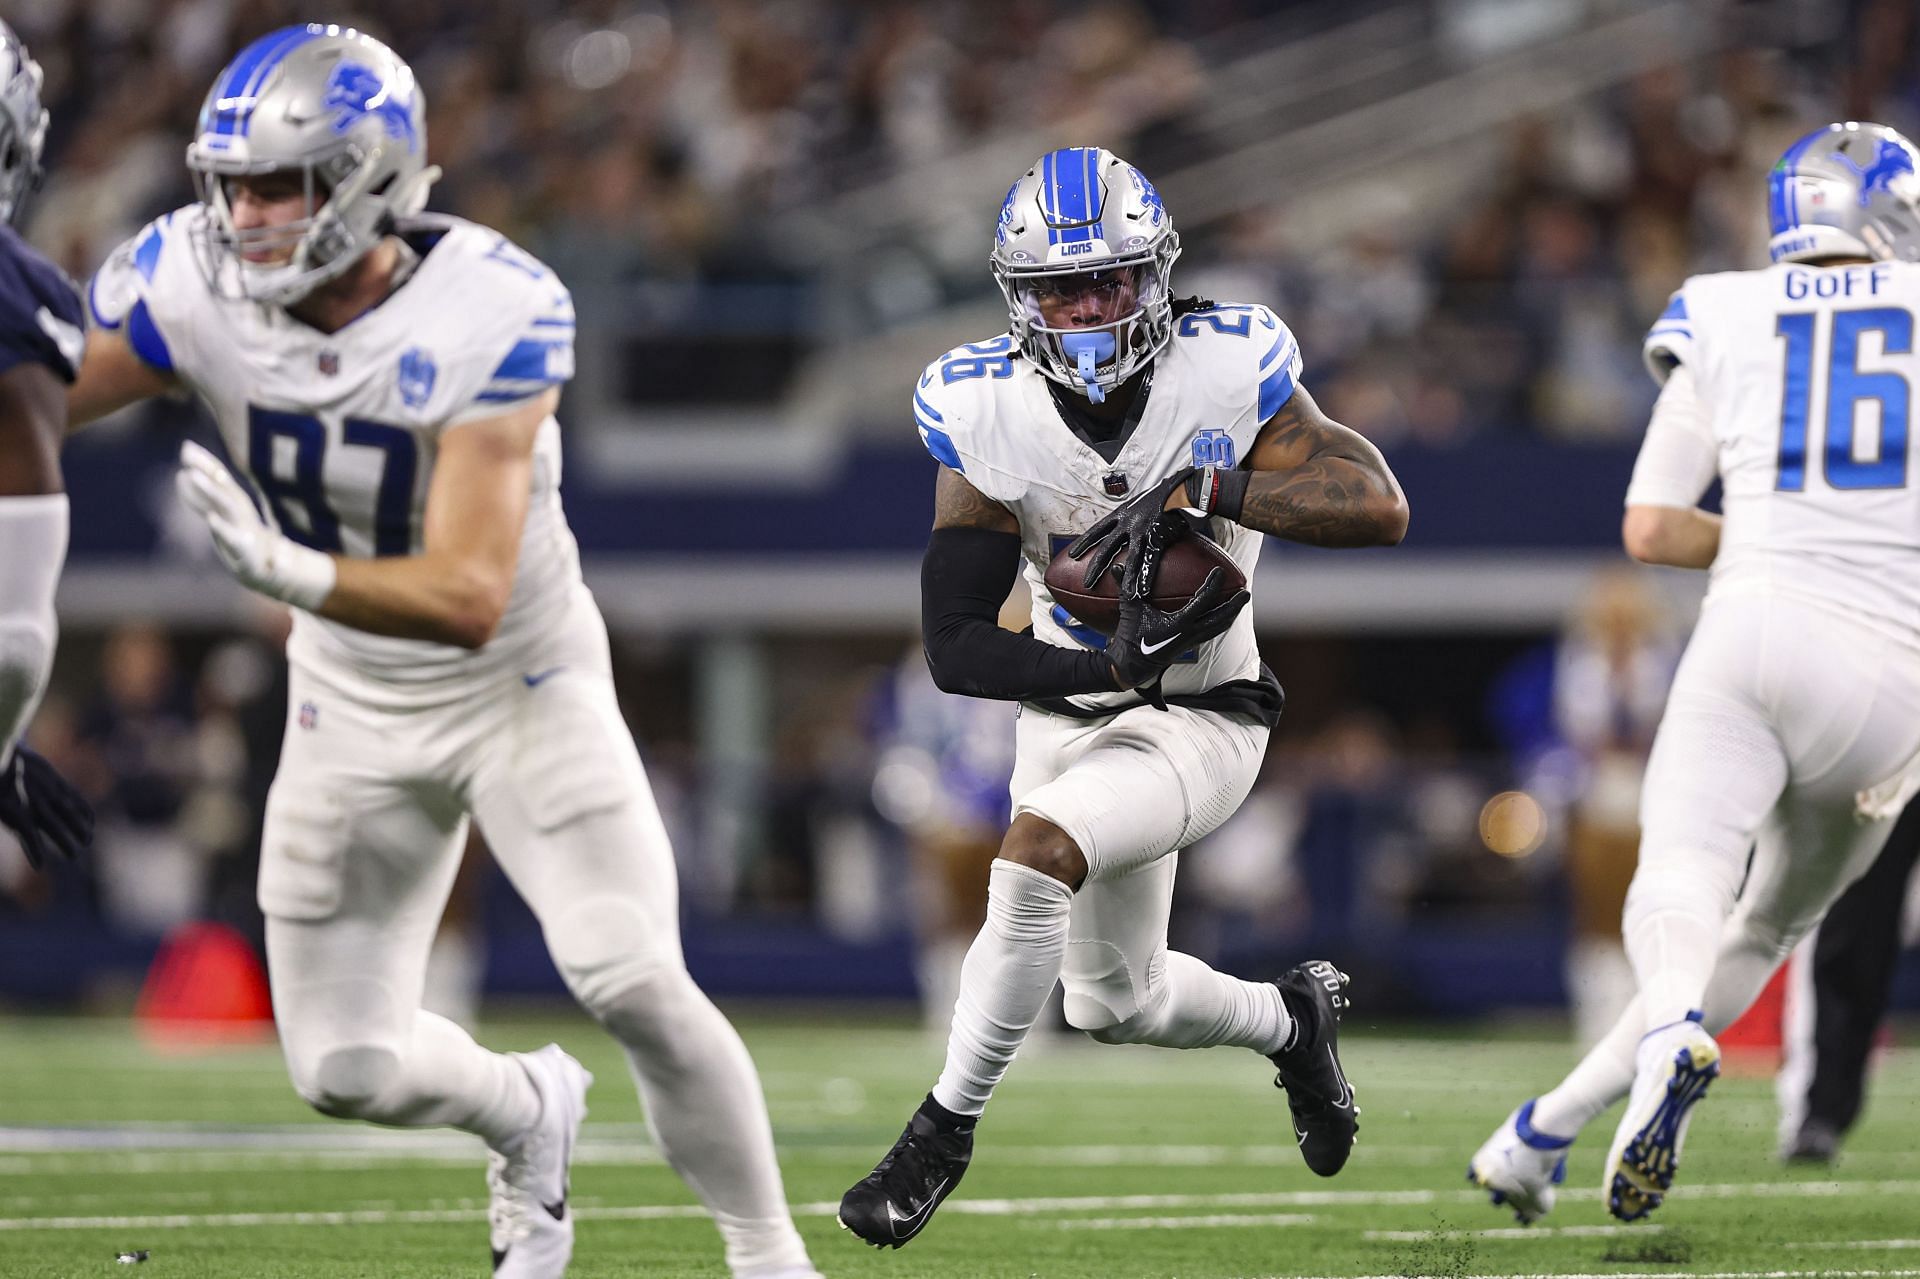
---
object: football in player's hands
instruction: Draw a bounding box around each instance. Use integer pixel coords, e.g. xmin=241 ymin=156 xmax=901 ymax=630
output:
xmin=1044 ymin=516 xmax=1246 ymax=637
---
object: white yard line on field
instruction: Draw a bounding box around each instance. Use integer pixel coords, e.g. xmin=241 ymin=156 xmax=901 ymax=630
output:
xmin=9 ymin=1181 xmax=1920 ymax=1233
xmin=0 ymin=1125 xmax=1444 ymax=1171
xmin=1829 ymin=1243 xmax=1920 ymax=1251
xmin=1049 ymin=1213 xmax=1317 ymax=1230
xmin=1334 ymin=1273 xmax=1920 ymax=1279
xmin=1363 ymin=1223 xmax=1663 ymax=1241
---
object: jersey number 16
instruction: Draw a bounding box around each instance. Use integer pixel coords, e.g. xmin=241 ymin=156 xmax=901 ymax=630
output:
xmin=1775 ymin=306 xmax=1912 ymax=491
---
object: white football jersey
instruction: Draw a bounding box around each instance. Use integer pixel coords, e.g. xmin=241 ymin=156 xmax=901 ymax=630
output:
xmin=90 ymin=207 xmax=586 ymax=698
xmin=1641 ymin=261 xmax=1920 ymax=643
xmin=913 ymin=303 xmax=1301 ymax=711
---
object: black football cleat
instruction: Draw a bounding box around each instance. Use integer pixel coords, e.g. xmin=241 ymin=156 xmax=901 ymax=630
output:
xmin=1270 ymin=959 xmax=1359 ymax=1177
xmin=838 ymin=1095 xmax=974 ymax=1249
xmin=1782 ymin=1118 xmax=1840 ymax=1166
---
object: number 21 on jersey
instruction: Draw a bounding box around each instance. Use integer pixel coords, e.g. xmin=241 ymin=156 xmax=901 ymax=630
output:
xmin=1776 ymin=306 xmax=1913 ymax=491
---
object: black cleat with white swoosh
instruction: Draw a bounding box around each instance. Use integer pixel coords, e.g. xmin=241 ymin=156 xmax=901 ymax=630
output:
xmin=838 ymin=1095 xmax=974 ymax=1249
xmin=1270 ymin=960 xmax=1359 ymax=1177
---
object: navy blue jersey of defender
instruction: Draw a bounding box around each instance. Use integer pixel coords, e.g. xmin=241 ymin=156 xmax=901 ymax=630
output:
xmin=0 ymin=224 xmax=84 ymax=384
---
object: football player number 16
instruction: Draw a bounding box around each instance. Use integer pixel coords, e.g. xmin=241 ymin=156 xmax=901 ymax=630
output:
xmin=1775 ymin=306 xmax=1913 ymax=491
xmin=249 ymin=406 xmax=420 ymax=557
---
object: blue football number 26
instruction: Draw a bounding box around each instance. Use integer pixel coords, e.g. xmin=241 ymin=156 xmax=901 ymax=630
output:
xmin=1775 ymin=306 xmax=1912 ymax=491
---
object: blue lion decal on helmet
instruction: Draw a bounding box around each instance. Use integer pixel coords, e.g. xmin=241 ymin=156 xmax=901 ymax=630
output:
xmin=995 ymin=180 xmax=1021 ymax=246
xmin=1832 ymin=136 xmax=1916 ymax=206
xmin=324 ymin=62 xmax=418 ymax=151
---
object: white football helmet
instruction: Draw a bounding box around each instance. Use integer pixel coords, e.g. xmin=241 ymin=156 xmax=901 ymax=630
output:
xmin=185 ymin=24 xmax=441 ymax=304
xmin=990 ymin=147 xmax=1180 ymax=402
xmin=0 ymin=20 xmax=48 ymax=227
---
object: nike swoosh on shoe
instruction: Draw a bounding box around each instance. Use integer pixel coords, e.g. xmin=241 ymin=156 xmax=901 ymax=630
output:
xmin=884 ymin=1178 xmax=949 ymax=1237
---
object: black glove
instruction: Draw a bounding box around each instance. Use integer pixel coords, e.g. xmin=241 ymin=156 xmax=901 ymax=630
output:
xmin=0 ymin=747 xmax=94 ymax=871
xmin=1068 ymin=464 xmax=1250 ymax=598
xmin=1106 ymin=518 xmax=1251 ymax=710
xmin=1068 ymin=467 xmax=1196 ymax=598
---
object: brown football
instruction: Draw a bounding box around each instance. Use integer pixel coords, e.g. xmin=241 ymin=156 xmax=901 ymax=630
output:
xmin=1044 ymin=524 xmax=1246 ymax=637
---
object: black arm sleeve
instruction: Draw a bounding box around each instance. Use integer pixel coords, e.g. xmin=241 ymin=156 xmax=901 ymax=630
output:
xmin=921 ymin=526 xmax=1117 ymax=701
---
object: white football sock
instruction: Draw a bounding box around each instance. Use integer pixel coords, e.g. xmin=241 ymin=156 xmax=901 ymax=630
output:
xmin=933 ymin=858 xmax=1074 ymax=1116
xmin=268 ymin=919 xmax=541 ymax=1149
xmin=1529 ymin=993 xmax=1643 ymax=1138
xmin=0 ymin=495 xmax=66 ymax=765
xmin=1086 ymin=951 xmax=1291 ymax=1054
xmin=599 ymin=969 xmax=814 ymax=1278
xmin=400 ymin=1011 xmax=545 ymax=1147
xmin=1624 ymin=870 xmax=1731 ymax=1032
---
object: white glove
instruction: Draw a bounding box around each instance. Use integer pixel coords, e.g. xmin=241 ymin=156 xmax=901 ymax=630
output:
xmin=176 ymin=440 xmax=336 ymax=611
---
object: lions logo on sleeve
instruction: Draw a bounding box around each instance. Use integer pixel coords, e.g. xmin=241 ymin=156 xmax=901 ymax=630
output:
xmin=1642 ymin=287 xmax=1694 ymax=385
xmin=0 ymin=223 xmax=85 ymax=383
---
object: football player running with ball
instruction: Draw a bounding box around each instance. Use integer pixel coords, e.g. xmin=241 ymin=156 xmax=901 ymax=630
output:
xmin=63 ymin=27 xmax=819 ymax=1279
xmin=839 ymin=147 xmax=1408 ymax=1249
xmin=1469 ymin=122 xmax=1920 ymax=1227
xmin=0 ymin=21 xmax=93 ymax=875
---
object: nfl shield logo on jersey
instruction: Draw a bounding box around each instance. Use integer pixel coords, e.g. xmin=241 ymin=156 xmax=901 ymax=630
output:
xmin=298 ymin=701 xmax=319 ymax=730
xmin=1103 ymin=470 xmax=1130 ymax=497
xmin=317 ymin=349 xmax=339 ymax=377
xmin=398 ymin=348 xmax=436 ymax=408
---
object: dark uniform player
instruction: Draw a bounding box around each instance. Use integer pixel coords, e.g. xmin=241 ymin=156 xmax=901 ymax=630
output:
xmin=0 ymin=20 xmax=93 ymax=871
xmin=1779 ymin=796 xmax=1920 ymax=1162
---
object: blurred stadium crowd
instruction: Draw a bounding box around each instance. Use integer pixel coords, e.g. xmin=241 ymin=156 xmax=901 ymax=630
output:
xmin=22 ymin=0 xmax=1920 ymax=442
xmin=7 ymin=0 xmax=1920 ymax=1014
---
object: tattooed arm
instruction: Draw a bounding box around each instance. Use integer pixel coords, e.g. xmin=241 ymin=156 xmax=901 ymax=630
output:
xmin=1232 ymin=384 xmax=1407 ymax=546
xmin=1165 ymin=383 xmax=1408 ymax=547
xmin=932 ymin=463 xmax=1020 ymax=533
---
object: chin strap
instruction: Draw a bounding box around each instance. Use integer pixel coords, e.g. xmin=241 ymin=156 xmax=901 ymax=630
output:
xmin=1060 ymin=331 xmax=1116 ymax=404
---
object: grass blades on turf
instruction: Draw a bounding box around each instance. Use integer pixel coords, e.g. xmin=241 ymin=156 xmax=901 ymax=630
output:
xmin=1 ymin=1014 xmax=1916 ymax=1278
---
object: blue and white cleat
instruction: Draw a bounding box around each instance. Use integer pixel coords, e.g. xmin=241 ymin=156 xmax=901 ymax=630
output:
xmin=1467 ymin=1099 xmax=1571 ymax=1224
xmin=1604 ymin=1015 xmax=1720 ymax=1222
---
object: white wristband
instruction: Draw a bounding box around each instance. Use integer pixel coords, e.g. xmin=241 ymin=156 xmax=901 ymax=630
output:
xmin=262 ymin=539 xmax=337 ymax=612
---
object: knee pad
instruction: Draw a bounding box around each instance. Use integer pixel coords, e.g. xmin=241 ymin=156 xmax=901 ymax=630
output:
xmin=591 ymin=966 xmax=711 ymax=1074
xmin=545 ymin=896 xmax=678 ymax=1015
xmin=0 ymin=613 xmax=55 ymax=720
xmin=1622 ymin=852 xmax=1742 ymax=937
xmin=1728 ymin=906 xmax=1799 ymax=966
xmin=294 ymin=1044 xmax=403 ymax=1119
xmin=1083 ymin=1005 xmax=1168 ymax=1046
xmin=1062 ymin=937 xmax=1155 ymax=1034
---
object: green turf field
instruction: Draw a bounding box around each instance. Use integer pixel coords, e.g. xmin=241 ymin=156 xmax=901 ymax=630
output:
xmin=1 ymin=1013 xmax=1916 ymax=1277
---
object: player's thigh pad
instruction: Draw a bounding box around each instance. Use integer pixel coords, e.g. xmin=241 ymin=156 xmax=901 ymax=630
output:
xmin=258 ymin=687 xmax=469 ymax=921
xmin=1013 ymin=706 xmax=1268 ymax=881
xmin=474 ymin=673 xmax=682 ymax=1010
xmin=1636 ymin=603 xmax=1791 ymax=870
xmin=258 ymin=779 xmax=352 ymax=921
xmin=506 ymin=671 xmax=640 ymax=832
